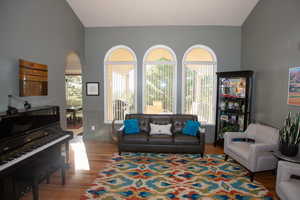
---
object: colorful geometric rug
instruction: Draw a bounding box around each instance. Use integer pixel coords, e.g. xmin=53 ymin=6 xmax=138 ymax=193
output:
xmin=81 ymin=153 xmax=273 ymax=200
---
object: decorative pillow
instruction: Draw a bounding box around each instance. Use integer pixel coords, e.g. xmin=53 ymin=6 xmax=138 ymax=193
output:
xmin=139 ymin=118 xmax=150 ymax=133
xmin=124 ymin=119 xmax=140 ymax=134
xmin=149 ymin=123 xmax=172 ymax=136
xmin=182 ymin=120 xmax=201 ymax=136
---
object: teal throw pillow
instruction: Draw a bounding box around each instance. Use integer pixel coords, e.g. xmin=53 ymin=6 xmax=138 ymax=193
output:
xmin=182 ymin=120 xmax=201 ymax=136
xmin=124 ymin=119 xmax=140 ymax=134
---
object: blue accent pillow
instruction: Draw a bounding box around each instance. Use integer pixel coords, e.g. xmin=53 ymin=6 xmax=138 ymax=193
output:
xmin=124 ymin=119 xmax=140 ymax=134
xmin=182 ymin=120 xmax=201 ymax=136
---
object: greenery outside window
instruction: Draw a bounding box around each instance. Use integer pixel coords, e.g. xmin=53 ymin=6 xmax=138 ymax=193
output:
xmin=143 ymin=45 xmax=177 ymax=114
xmin=65 ymin=75 xmax=83 ymax=107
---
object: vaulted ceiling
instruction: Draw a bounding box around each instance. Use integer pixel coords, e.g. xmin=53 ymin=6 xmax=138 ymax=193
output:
xmin=66 ymin=0 xmax=259 ymax=27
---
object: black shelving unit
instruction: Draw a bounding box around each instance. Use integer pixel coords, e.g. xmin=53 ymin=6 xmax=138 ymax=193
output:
xmin=214 ymin=70 xmax=254 ymax=146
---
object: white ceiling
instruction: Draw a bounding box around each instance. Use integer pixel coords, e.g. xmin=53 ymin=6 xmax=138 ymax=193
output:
xmin=66 ymin=0 xmax=259 ymax=27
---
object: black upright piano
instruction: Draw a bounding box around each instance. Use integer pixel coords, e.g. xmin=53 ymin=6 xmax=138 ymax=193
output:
xmin=0 ymin=106 xmax=73 ymax=199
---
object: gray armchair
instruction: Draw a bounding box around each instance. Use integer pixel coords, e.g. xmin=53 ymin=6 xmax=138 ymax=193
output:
xmin=276 ymin=161 xmax=300 ymax=200
xmin=224 ymin=123 xmax=279 ymax=181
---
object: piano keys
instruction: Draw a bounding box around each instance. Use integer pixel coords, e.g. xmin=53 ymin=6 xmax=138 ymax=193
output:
xmin=0 ymin=106 xmax=73 ymax=199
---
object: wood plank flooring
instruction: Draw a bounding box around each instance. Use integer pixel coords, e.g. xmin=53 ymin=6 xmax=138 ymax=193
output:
xmin=21 ymin=137 xmax=278 ymax=200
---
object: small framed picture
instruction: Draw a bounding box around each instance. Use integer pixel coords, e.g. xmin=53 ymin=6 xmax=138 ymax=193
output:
xmin=86 ymin=82 xmax=99 ymax=96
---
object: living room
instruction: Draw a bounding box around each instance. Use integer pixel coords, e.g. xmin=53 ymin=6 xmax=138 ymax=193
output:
xmin=0 ymin=0 xmax=299 ymax=199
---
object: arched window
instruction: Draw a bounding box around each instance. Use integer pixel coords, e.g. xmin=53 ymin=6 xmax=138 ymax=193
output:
xmin=104 ymin=46 xmax=137 ymax=123
xmin=143 ymin=45 xmax=177 ymax=114
xmin=182 ymin=45 xmax=217 ymax=124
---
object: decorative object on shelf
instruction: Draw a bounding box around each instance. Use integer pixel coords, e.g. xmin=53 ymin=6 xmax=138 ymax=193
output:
xmin=220 ymin=102 xmax=226 ymax=110
xmin=86 ymin=82 xmax=99 ymax=96
xmin=214 ymin=70 xmax=254 ymax=146
xmin=279 ymin=112 xmax=300 ymax=157
xmin=288 ymin=67 xmax=300 ymax=106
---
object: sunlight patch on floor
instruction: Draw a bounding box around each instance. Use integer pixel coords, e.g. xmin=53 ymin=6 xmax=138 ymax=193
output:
xmin=70 ymin=138 xmax=90 ymax=171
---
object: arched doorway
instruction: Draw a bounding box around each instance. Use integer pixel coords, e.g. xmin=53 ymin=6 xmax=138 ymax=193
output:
xmin=65 ymin=52 xmax=83 ymax=135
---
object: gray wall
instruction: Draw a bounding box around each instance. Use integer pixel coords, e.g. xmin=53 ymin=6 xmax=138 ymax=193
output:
xmin=242 ymin=0 xmax=300 ymax=128
xmin=0 ymin=0 xmax=84 ymax=128
xmin=84 ymin=26 xmax=242 ymax=143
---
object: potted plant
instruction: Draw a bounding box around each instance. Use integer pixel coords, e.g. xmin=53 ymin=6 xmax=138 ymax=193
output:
xmin=279 ymin=112 xmax=300 ymax=157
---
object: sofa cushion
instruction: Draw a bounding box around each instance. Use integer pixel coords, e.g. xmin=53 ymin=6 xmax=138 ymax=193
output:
xmin=148 ymin=135 xmax=173 ymax=144
xmin=174 ymin=133 xmax=199 ymax=145
xmin=123 ymin=132 xmax=148 ymax=144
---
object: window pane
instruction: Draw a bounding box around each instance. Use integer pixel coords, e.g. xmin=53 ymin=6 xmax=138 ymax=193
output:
xmin=65 ymin=75 xmax=82 ymax=107
xmin=106 ymin=64 xmax=135 ymax=121
xmin=184 ymin=64 xmax=215 ymax=124
xmin=144 ymin=63 xmax=174 ymax=114
xmin=108 ymin=48 xmax=135 ymax=62
xmin=186 ymin=48 xmax=213 ymax=62
xmin=146 ymin=48 xmax=173 ymax=62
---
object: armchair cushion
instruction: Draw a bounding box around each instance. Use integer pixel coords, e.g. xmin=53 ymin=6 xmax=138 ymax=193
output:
xmin=227 ymin=142 xmax=251 ymax=160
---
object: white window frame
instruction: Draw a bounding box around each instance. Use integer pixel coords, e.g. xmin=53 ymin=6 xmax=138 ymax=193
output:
xmin=142 ymin=45 xmax=177 ymax=114
xmin=182 ymin=44 xmax=217 ymax=125
xmin=104 ymin=45 xmax=137 ymax=124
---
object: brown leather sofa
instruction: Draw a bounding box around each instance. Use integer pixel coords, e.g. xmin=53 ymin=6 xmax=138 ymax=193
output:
xmin=116 ymin=114 xmax=205 ymax=156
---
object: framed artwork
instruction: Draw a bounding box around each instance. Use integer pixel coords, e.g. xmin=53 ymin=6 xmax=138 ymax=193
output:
xmin=86 ymin=82 xmax=99 ymax=96
xmin=288 ymin=67 xmax=300 ymax=106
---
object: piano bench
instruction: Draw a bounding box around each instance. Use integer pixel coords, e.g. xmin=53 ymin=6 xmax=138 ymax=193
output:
xmin=16 ymin=156 xmax=66 ymax=200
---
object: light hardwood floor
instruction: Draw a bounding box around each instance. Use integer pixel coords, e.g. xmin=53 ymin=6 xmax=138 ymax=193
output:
xmin=21 ymin=137 xmax=278 ymax=200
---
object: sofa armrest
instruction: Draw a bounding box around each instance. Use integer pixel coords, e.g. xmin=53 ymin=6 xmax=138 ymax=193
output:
xmin=277 ymin=161 xmax=300 ymax=188
xmin=112 ymin=119 xmax=124 ymax=143
xmin=116 ymin=125 xmax=124 ymax=142
xmin=198 ymin=131 xmax=205 ymax=155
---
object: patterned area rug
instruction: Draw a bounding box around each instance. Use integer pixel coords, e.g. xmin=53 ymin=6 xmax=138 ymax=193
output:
xmin=81 ymin=153 xmax=273 ymax=200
